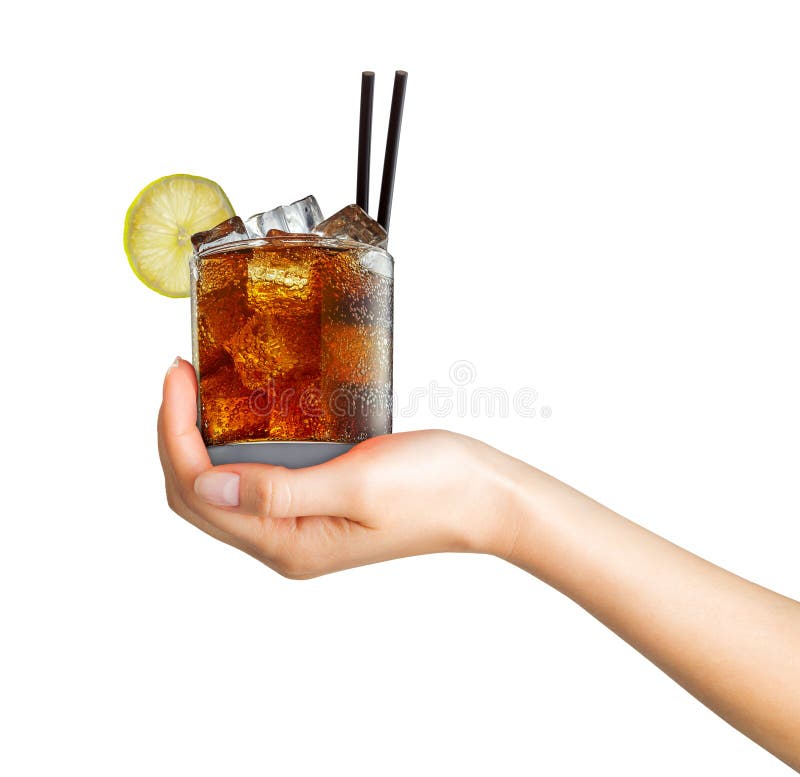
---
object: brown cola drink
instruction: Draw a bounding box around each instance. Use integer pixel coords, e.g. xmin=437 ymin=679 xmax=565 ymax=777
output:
xmin=190 ymin=234 xmax=393 ymax=452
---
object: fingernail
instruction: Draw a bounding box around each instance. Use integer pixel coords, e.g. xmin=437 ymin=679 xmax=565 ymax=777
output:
xmin=194 ymin=471 xmax=240 ymax=507
xmin=166 ymin=356 xmax=181 ymax=378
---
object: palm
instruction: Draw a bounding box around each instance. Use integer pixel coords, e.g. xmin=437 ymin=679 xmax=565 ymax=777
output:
xmin=159 ymin=360 xmax=507 ymax=576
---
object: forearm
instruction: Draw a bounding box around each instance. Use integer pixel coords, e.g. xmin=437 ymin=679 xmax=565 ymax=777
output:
xmin=500 ymin=464 xmax=800 ymax=769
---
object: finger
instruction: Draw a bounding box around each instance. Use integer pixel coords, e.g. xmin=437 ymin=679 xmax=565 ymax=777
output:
xmin=158 ymin=357 xmax=211 ymax=484
xmin=163 ymin=474 xmax=260 ymax=558
xmin=157 ymin=359 xmax=242 ymax=544
xmin=193 ymin=454 xmax=365 ymax=520
xmin=157 ymin=359 xmax=265 ymax=543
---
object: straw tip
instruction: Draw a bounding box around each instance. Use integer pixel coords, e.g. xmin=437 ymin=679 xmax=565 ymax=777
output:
xmin=362 ymin=70 xmax=375 ymax=78
xmin=395 ymin=70 xmax=408 ymax=78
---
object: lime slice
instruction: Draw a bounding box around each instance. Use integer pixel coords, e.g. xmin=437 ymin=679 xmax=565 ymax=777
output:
xmin=124 ymin=174 xmax=235 ymax=297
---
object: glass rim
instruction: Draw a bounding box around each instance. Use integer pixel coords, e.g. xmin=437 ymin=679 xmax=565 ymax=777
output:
xmin=193 ymin=234 xmax=394 ymax=262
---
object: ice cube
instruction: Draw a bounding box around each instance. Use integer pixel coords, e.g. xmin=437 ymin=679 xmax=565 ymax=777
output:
xmin=191 ymin=216 xmax=248 ymax=252
xmin=247 ymin=253 xmax=314 ymax=307
xmin=199 ymin=364 xmax=268 ymax=445
xmin=266 ymin=375 xmax=334 ymax=442
xmin=314 ymin=204 xmax=388 ymax=249
xmin=245 ymin=195 xmax=323 ymax=238
xmin=225 ymin=311 xmax=321 ymax=390
xmin=196 ymin=287 xmax=249 ymax=374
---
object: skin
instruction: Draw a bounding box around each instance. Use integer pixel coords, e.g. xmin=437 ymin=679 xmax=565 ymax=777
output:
xmin=159 ymin=358 xmax=800 ymax=770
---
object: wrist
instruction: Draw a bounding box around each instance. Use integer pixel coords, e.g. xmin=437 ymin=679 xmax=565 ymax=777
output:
xmin=456 ymin=445 xmax=539 ymax=560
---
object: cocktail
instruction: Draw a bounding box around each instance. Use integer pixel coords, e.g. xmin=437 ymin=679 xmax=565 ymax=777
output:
xmin=124 ymin=71 xmax=407 ymax=467
xmin=191 ymin=227 xmax=393 ymax=465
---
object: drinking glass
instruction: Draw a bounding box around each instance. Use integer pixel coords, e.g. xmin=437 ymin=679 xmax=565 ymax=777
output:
xmin=191 ymin=235 xmax=393 ymax=467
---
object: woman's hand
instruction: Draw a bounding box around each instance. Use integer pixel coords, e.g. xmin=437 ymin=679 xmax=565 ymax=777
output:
xmin=158 ymin=358 xmax=522 ymax=578
xmin=158 ymin=358 xmax=800 ymax=768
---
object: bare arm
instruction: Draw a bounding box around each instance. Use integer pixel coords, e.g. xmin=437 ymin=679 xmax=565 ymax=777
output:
xmin=159 ymin=358 xmax=800 ymax=770
xmin=503 ymin=465 xmax=800 ymax=769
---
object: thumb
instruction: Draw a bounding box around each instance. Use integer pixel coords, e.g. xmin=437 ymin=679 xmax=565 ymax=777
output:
xmin=193 ymin=457 xmax=363 ymax=519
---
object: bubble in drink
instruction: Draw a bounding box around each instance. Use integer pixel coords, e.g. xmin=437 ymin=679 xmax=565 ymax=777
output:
xmin=244 ymin=195 xmax=323 ymax=238
xmin=196 ymin=286 xmax=249 ymax=374
xmin=192 ymin=247 xmax=249 ymax=373
xmin=325 ymin=382 xmax=392 ymax=440
xmin=246 ymin=245 xmax=315 ymax=307
xmin=314 ymin=204 xmax=388 ymax=249
xmin=198 ymin=364 xmax=266 ymax=442
xmin=321 ymin=323 xmax=391 ymax=384
xmin=319 ymin=242 xmax=392 ymax=441
xmin=321 ymin=263 xmax=392 ymax=386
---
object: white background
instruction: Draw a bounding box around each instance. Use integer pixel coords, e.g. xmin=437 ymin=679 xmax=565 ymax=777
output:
xmin=1 ymin=1 xmax=799 ymax=774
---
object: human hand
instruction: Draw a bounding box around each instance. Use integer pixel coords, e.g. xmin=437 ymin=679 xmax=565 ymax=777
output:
xmin=158 ymin=358 xmax=523 ymax=578
xmin=158 ymin=359 xmax=800 ymax=769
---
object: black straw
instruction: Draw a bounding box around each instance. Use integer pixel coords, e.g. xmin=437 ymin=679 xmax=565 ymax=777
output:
xmin=357 ymin=71 xmax=375 ymax=213
xmin=377 ymin=70 xmax=407 ymax=231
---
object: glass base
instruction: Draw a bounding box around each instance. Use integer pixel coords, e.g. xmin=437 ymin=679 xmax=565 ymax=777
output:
xmin=207 ymin=441 xmax=354 ymax=468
